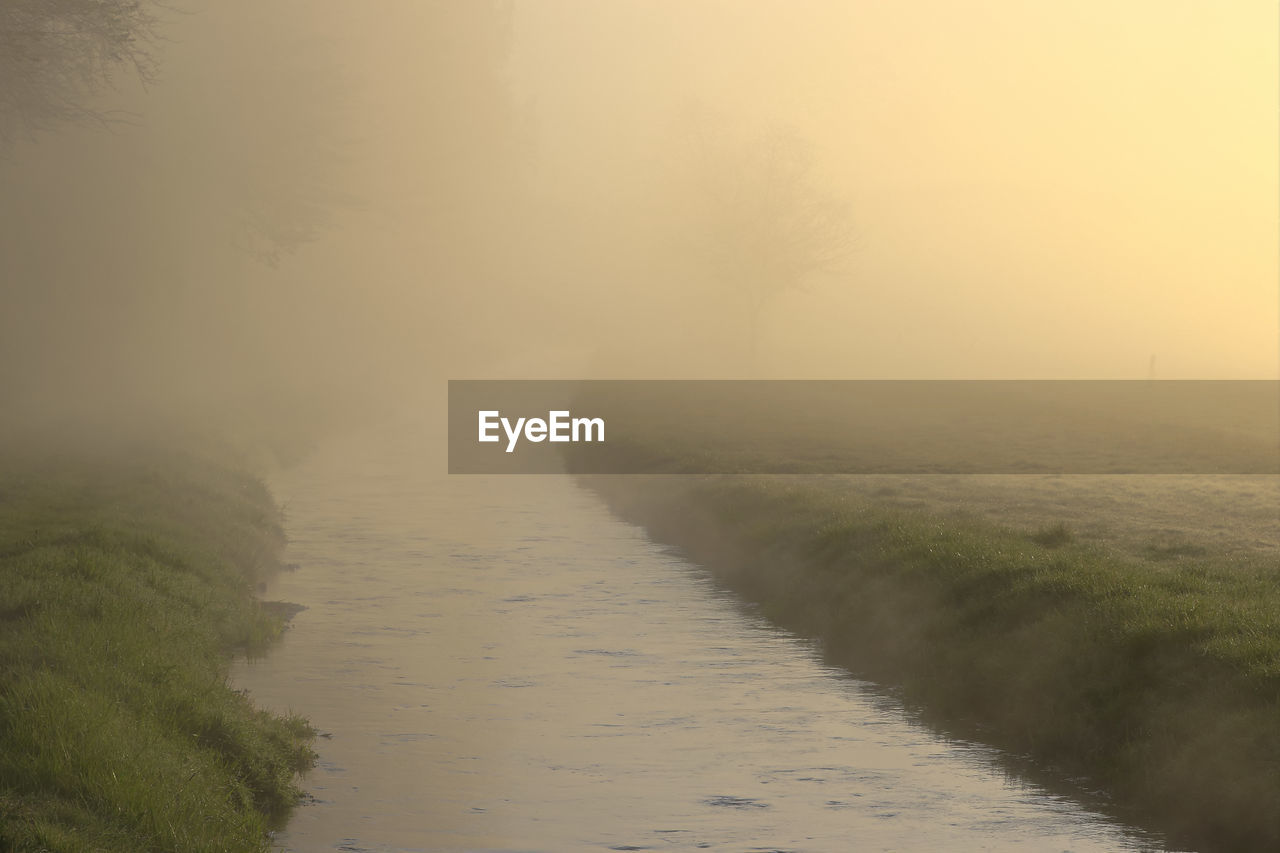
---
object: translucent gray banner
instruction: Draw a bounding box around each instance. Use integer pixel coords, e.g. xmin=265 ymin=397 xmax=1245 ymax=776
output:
xmin=448 ymin=380 xmax=1279 ymax=474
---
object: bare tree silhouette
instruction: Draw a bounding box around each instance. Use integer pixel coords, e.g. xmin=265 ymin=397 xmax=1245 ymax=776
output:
xmin=674 ymin=109 xmax=855 ymax=374
xmin=0 ymin=0 xmax=161 ymax=146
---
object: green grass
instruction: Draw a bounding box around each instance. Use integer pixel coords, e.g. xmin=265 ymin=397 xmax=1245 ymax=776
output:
xmin=0 ymin=439 xmax=315 ymax=852
xmin=1029 ymin=521 xmax=1075 ymax=548
xmin=582 ymin=473 xmax=1280 ymax=853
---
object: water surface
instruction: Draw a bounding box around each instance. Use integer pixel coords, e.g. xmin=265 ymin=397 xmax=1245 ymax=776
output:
xmin=233 ymin=424 xmax=1170 ymax=852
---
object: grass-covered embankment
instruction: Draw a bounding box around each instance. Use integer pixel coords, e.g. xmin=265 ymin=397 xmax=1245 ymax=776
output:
xmin=581 ymin=474 xmax=1280 ymax=852
xmin=0 ymin=438 xmax=314 ymax=852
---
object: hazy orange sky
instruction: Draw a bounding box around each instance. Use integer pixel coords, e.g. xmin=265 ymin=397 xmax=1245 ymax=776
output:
xmin=508 ymin=0 xmax=1278 ymax=378
xmin=2 ymin=1 xmax=1274 ymax=434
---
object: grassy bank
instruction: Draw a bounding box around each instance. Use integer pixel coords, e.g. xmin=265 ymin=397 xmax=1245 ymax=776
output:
xmin=582 ymin=473 xmax=1280 ymax=852
xmin=0 ymin=438 xmax=314 ymax=852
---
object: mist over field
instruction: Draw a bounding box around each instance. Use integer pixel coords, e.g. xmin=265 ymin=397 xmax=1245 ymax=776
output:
xmin=0 ymin=1 xmax=1275 ymax=445
xmin=2 ymin=6 xmax=1278 ymax=851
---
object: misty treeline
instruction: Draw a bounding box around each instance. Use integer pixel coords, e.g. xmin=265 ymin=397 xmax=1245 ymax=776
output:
xmin=0 ymin=1 xmax=856 ymax=451
xmin=0 ymin=1 xmax=517 ymax=447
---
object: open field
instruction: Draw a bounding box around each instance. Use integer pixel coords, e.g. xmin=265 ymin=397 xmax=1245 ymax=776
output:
xmin=816 ymin=474 xmax=1279 ymax=565
xmin=532 ymin=380 xmax=1280 ymax=476
xmin=0 ymin=437 xmax=314 ymax=852
xmin=579 ymin=468 xmax=1280 ymax=853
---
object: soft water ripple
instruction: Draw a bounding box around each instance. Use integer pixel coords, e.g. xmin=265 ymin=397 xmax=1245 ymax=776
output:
xmin=234 ymin=424 xmax=1173 ymax=853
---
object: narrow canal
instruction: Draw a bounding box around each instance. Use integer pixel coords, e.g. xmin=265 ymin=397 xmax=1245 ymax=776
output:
xmin=233 ymin=421 xmax=1168 ymax=852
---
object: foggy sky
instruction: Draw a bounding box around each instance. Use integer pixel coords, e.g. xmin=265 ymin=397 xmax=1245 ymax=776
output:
xmin=1 ymin=0 xmax=1275 ymax=440
xmin=508 ymin=0 xmax=1278 ymax=379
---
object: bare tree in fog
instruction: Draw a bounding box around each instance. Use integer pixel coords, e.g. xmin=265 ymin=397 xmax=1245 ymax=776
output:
xmin=0 ymin=0 xmax=160 ymax=146
xmin=0 ymin=0 xmax=527 ymax=433
xmin=0 ymin=0 xmax=362 ymax=430
xmin=217 ymin=23 xmax=358 ymax=266
xmin=677 ymin=112 xmax=855 ymax=374
xmin=0 ymin=0 xmax=353 ymax=264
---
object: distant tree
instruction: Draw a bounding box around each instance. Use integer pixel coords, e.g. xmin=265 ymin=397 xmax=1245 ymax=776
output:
xmin=0 ymin=0 xmax=358 ymax=265
xmin=0 ymin=0 xmax=160 ymax=146
xmin=203 ymin=9 xmax=357 ymax=266
xmin=675 ymin=111 xmax=855 ymax=374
